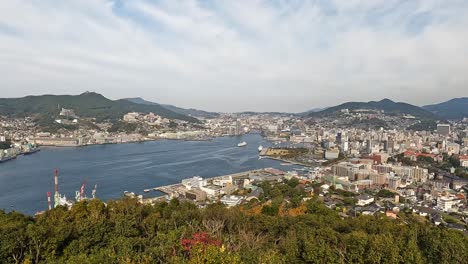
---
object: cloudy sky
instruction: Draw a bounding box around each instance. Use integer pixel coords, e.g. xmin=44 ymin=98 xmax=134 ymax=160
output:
xmin=1 ymin=0 xmax=467 ymax=112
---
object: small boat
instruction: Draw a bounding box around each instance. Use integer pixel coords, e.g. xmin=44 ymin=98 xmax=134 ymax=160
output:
xmin=237 ymin=142 xmax=247 ymax=147
xmin=258 ymin=145 xmax=263 ymax=152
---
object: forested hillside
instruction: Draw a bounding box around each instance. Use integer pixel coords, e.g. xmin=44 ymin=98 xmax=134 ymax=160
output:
xmin=308 ymin=99 xmax=436 ymax=120
xmin=0 ymin=92 xmax=198 ymax=123
xmin=125 ymin=97 xmax=220 ymax=119
xmin=423 ymin=97 xmax=468 ymax=120
xmin=1 ymin=196 xmax=467 ymax=263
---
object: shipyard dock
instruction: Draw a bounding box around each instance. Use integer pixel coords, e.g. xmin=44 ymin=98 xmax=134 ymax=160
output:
xmin=145 ymin=170 xmax=261 ymax=194
xmin=142 ymin=168 xmax=287 ymax=202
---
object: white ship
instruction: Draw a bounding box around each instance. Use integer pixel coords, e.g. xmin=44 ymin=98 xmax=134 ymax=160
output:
xmin=237 ymin=141 xmax=247 ymax=147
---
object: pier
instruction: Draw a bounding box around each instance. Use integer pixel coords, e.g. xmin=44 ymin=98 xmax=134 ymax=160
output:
xmin=144 ymin=169 xmax=266 ymax=195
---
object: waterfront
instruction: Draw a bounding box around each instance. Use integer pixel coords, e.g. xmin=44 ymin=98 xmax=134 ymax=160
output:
xmin=0 ymin=134 xmax=296 ymax=215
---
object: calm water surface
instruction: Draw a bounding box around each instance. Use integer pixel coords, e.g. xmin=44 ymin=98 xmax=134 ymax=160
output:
xmin=0 ymin=134 xmax=293 ymax=215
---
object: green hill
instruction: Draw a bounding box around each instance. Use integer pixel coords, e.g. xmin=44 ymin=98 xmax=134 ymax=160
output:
xmin=125 ymin=97 xmax=219 ymax=118
xmin=308 ymin=99 xmax=436 ymax=120
xmin=0 ymin=92 xmax=199 ymax=123
xmin=423 ymin=97 xmax=468 ymax=120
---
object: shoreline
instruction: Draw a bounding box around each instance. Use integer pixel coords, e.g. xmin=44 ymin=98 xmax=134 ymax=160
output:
xmin=260 ymin=155 xmax=316 ymax=167
xmin=36 ymin=136 xmax=214 ymax=149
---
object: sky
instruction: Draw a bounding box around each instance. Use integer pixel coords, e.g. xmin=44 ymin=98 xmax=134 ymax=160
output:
xmin=1 ymin=0 xmax=468 ymax=113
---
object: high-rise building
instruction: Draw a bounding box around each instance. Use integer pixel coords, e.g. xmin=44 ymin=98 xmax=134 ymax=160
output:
xmin=228 ymin=126 xmax=236 ymax=136
xmin=366 ymin=139 xmax=372 ymax=154
xmin=412 ymin=167 xmax=428 ymax=182
xmin=235 ymin=120 xmax=241 ymax=135
xmin=369 ymin=173 xmax=387 ymax=185
xmin=336 ymin=132 xmax=342 ymax=144
xmin=342 ymin=141 xmax=349 ymax=152
xmin=388 ymin=176 xmax=401 ymax=190
xmin=437 ymin=124 xmax=450 ymax=136
xmin=372 ymin=165 xmax=393 ymax=174
xmin=387 ymin=138 xmax=395 ymax=149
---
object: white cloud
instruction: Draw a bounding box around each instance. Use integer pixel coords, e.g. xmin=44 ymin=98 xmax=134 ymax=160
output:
xmin=0 ymin=0 xmax=467 ymax=112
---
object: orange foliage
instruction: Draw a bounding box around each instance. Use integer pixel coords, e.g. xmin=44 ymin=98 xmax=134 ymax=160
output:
xmin=285 ymin=204 xmax=307 ymax=216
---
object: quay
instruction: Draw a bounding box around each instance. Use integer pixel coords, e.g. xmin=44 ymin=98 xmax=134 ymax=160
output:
xmin=144 ymin=169 xmax=269 ymax=195
xmin=260 ymin=156 xmax=314 ymax=167
xmin=137 ymin=166 xmax=302 ymax=207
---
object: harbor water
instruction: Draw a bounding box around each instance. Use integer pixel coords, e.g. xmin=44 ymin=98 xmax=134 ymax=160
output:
xmin=0 ymin=134 xmax=294 ymax=215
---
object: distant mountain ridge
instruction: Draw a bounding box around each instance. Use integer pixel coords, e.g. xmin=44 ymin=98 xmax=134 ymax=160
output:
xmin=0 ymin=92 xmax=199 ymax=123
xmin=237 ymin=111 xmax=292 ymax=116
xmin=422 ymin=97 xmax=468 ymax=120
xmin=307 ymin=98 xmax=436 ymax=119
xmin=298 ymin=107 xmax=329 ymax=116
xmin=125 ymin=97 xmax=219 ymax=118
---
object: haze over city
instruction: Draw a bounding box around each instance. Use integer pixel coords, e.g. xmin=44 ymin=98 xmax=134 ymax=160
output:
xmin=1 ymin=0 xmax=468 ymax=112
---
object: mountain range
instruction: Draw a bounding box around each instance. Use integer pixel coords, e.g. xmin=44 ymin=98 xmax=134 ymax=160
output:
xmin=422 ymin=97 xmax=468 ymax=120
xmin=0 ymin=92 xmax=199 ymax=123
xmin=297 ymin=107 xmax=328 ymax=116
xmin=306 ymin=99 xmax=436 ymax=119
xmin=1 ymin=92 xmax=467 ymax=125
xmin=124 ymin=97 xmax=219 ymax=118
xmin=304 ymin=97 xmax=468 ymax=120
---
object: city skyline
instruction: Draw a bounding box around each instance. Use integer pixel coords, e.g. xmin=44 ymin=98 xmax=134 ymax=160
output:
xmin=1 ymin=0 xmax=468 ymax=112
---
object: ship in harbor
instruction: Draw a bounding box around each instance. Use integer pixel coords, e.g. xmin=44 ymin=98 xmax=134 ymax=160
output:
xmin=237 ymin=141 xmax=247 ymax=147
xmin=258 ymin=145 xmax=263 ymax=152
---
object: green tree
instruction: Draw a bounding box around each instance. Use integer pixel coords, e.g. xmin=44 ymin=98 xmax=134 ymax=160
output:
xmin=344 ymin=231 xmax=368 ymax=264
xmin=0 ymin=211 xmax=32 ymax=263
xmin=0 ymin=182 xmax=467 ymax=263
xmin=449 ymin=156 xmax=461 ymax=167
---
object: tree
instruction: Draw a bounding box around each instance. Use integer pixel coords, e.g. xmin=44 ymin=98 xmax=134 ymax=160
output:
xmin=400 ymin=231 xmax=425 ymax=264
xmin=0 ymin=211 xmax=32 ymax=263
xmin=417 ymin=156 xmax=434 ymax=163
xmin=0 ymin=183 xmax=467 ymax=263
xmin=366 ymin=234 xmax=401 ymax=264
xmin=449 ymin=156 xmax=461 ymax=167
xmin=261 ymin=205 xmax=278 ymax=216
xmin=286 ymin=178 xmax=300 ymax=188
xmin=343 ymin=197 xmax=357 ymax=206
xmin=344 ymin=231 xmax=368 ymax=264
xmin=377 ymin=189 xmax=395 ymax=198
xmin=0 ymin=139 xmax=12 ymax=150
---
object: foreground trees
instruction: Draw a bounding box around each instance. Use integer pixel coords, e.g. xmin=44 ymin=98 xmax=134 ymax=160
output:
xmin=0 ymin=197 xmax=467 ymax=263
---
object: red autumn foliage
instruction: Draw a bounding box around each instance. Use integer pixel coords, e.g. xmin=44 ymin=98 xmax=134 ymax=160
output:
xmin=180 ymin=232 xmax=221 ymax=252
